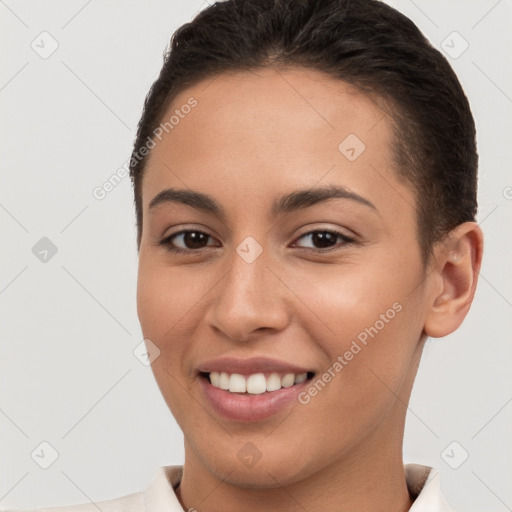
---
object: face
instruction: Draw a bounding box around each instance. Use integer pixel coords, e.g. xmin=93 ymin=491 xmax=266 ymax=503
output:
xmin=137 ymin=66 xmax=433 ymax=487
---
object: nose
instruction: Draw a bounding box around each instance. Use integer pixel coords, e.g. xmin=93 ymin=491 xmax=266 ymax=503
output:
xmin=204 ymin=245 xmax=291 ymax=342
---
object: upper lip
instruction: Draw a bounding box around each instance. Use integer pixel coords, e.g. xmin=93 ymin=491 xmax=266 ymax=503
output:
xmin=196 ymin=356 xmax=313 ymax=376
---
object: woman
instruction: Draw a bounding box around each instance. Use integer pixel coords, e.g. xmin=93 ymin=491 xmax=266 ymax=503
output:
xmin=8 ymin=0 xmax=483 ymax=510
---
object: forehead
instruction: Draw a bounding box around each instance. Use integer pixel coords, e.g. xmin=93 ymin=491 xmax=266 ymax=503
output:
xmin=141 ymin=66 xmax=414 ymax=221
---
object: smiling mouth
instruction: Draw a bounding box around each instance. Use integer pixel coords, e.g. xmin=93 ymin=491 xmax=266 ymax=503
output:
xmin=199 ymin=371 xmax=316 ymax=395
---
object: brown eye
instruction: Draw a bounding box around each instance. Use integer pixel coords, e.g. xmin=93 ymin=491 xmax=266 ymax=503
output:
xmin=160 ymin=230 xmax=218 ymax=253
xmin=293 ymin=230 xmax=356 ymax=252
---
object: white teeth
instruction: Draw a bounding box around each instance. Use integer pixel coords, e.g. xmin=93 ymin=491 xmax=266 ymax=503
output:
xmin=294 ymin=372 xmax=307 ymax=384
xmin=246 ymin=373 xmax=267 ymax=394
xmin=228 ymin=373 xmax=246 ymax=393
xmin=266 ymin=373 xmax=282 ymax=392
xmin=281 ymin=373 xmax=295 ymax=388
xmin=208 ymin=371 xmax=310 ymax=394
xmin=219 ymin=372 xmax=229 ymax=390
xmin=210 ymin=371 xmax=220 ymax=387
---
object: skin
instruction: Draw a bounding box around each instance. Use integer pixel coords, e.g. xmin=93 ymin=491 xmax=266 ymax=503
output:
xmin=136 ymin=66 xmax=483 ymax=512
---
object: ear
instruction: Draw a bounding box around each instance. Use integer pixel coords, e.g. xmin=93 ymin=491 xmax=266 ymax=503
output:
xmin=423 ymin=222 xmax=484 ymax=338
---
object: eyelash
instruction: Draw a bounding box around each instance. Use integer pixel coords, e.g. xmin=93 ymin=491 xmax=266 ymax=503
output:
xmin=158 ymin=229 xmax=357 ymax=255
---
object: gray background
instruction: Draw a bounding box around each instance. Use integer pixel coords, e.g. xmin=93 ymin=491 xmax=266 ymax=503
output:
xmin=1 ymin=0 xmax=510 ymax=510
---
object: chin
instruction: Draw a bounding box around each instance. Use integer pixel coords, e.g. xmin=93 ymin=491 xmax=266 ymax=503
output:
xmin=189 ymin=435 xmax=318 ymax=488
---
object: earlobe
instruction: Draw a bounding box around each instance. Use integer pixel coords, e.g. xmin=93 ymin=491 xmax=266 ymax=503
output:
xmin=423 ymin=222 xmax=484 ymax=338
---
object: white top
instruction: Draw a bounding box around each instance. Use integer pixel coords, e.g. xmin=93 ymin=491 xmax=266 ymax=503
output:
xmin=4 ymin=463 xmax=455 ymax=512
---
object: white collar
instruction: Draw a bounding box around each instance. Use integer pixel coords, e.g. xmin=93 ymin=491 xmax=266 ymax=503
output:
xmin=405 ymin=464 xmax=455 ymax=511
xmin=143 ymin=463 xmax=455 ymax=511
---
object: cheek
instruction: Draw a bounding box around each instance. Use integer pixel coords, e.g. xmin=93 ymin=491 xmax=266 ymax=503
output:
xmin=290 ymin=256 xmax=423 ymax=407
xmin=136 ymin=262 xmax=200 ymax=398
xmin=136 ymin=259 xmax=205 ymax=341
xmin=136 ymin=261 xmax=204 ymax=421
xmin=286 ymin=257 xmax=410 ymax=342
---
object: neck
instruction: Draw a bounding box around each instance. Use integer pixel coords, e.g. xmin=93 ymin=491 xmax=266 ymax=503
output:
xmin=176 ymin=424 xmax=414 ymax=512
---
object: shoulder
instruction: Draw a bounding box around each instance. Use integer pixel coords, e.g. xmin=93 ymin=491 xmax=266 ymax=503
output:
xmin=0 ymin=466 xmax=184 ymax=512
xmin=0 ymin=492 xmax=144 ymax=512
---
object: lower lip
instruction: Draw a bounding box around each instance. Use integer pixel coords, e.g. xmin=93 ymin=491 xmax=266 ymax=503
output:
xmin=200 ymin=375 xmax=310 ymax=422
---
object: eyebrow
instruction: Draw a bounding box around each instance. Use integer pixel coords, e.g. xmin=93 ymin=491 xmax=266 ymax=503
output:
xmin=148 ymin=185 xmax=378 ymax=219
